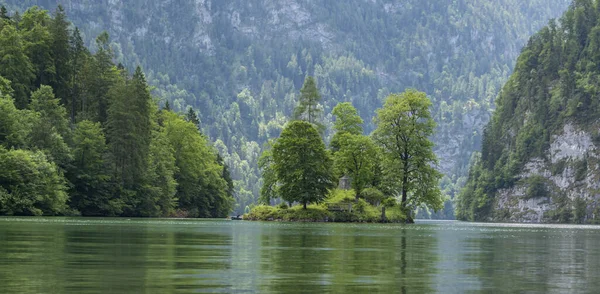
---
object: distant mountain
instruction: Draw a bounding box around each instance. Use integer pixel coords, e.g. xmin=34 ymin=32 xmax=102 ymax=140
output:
xmin=4 ymin=0 xmax=570 ymax=216
xmin=457 ymin=0 xmax=600 ymax=224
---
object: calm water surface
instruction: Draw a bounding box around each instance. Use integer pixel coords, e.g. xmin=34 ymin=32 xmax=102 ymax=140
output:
xmin=0 ymin=218 xmax=599 ymax=293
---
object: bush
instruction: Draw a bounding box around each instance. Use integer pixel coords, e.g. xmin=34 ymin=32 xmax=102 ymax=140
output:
xmin=384 ymin=206 xmax=407 ymax=222
xmin=362 ymin=187 xmax=384 ymax=205
xmin=326 ymin=189 xmax=355 ymax=204
xmin=245 ymin=191 xmax=407 ymax=223
xmin=573 ymin=197 xmax=587 ymax=224
xmin=279 ymin=205 xmax=330 ymax=221
xmin=244 ymin=205 xmax=280 ymax=220
xmin=524 ymin=176 xmax=547 ymax=199
xmin=574 ymin=158 xmax=588 ymax=182
xmin=382 ymin=198 xmax=397 ymax=207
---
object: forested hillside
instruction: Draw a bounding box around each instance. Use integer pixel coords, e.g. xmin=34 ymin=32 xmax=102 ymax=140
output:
xmin=3 ymin=0 xmax=570 ymax=216
xmin=0 ymin=7 xmax=234 ymax=217
xmin=457 ymin=0 xmax=600 ymax=223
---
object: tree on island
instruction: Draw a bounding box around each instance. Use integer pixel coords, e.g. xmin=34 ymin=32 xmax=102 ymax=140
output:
xmin=330 ymin=102 xmax=379 ymax=201
xmin=333 ymin=132 xmax=378 ymax=201
xmin=293 ymin=76 xmax=325 ymax=134
xmin=272 ymin=121 xmax=334 ymax=209
xmin=373 ymin=89 xmax=443 ymax=222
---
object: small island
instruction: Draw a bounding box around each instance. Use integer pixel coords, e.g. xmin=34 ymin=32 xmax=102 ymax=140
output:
xmin=246 ymin=77 xmax=444 ymax=223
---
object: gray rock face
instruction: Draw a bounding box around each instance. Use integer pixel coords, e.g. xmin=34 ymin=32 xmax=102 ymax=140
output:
xmin=494 ymin=123 xmax=600 ymax=223
xmin=550 ymin=123 xmax=595 ymax=164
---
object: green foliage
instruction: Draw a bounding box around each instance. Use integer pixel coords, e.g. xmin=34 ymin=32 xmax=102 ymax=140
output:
xmin=546 ymin=195 xmax=573 ymax=223
xmin=325 ymin=189 xmax=355 ymax=204
xmin=141 ymin=114 xmax=178 ymax=217
xmin=574 ymin=157 xmax=588 ymax=181
xmin=293 ymin=76 xmax=325 ymax=133
xmin=272 ymin=121 xmax=334 ymax=209
xmin=0 ymin=94 xmax=33 ymax=148
xmin=332 ymin=132 xmax=378 ymax=200
xmin=258 ymin=140 xmax=278 ymax=205
xmin=374 ymin=90 xmax=443 ymax=218
xmin=524 ymin=176 xmax=548 ymax=200
xmin=0 ymin=24 xmax=34 ymax=108
xmin=332 ymin=102 xmax=363 ymax=135
xmin=0 ymin=146 xmax=68 ymax=215
xmin=68 ymin=120 xmax=117 ymax=216
xmin=162 ymin=110 xmax=233 ymax=217
xmin=361 ymin=187 xmax=385 ymax=205
xmin=573 ymin=197 xmax=587 ymax=224
xmin=244 ymin=204 xmax=280 ymax=220
xmin=27 ymin=85 xmax=71 ymax=167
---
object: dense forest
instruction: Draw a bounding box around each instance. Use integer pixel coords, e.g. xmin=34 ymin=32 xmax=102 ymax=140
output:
xmin=457 ymin=0 xmax=600 ymax=223
xmin=0 ymin=7 xmax=234 ymax=217
xmin=3 ymin=0 xmax=570 ymax=216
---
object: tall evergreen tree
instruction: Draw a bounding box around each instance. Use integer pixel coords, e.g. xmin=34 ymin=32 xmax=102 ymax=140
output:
xmin=0 ymin=25 xmax=35 ymax=108
xmin=0 ymin=6 xmax=9 ymax=21
xmin=293 ymin=76 xmax=325 ymax=133
xmin=87 ymin=31 xmax=115 ymax=123
xmin=186 ymin=106 xmax=201 ymax=130
xmin=68 ymin=27 xmax=89 ymax=122
xmin=20 ymin=7 xmax=55 ymax=88
xmin=49 ymin=5 xmax=72 ymax=108
xmin=106 ymin=66 xmax=151 ymax=190
xmin=28 ymin=85 xmax=72 ymax=168
xmin=69 ymin=120 xmax=114 ymax=216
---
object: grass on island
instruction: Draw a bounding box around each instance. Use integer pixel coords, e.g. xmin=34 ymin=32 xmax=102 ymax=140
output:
xmin=244 ymin=189 xmax=406 ymax=223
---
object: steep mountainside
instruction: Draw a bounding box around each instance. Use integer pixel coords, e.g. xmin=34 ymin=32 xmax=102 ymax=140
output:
xmin=457 ymin=0 xmax=600 ymax=223
xmin=4 ymin=0 xmax=570 ymax=215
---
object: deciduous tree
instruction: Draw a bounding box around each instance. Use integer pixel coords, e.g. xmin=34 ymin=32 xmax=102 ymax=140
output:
xmin=373 ymin=90 xmax=443 ymax=221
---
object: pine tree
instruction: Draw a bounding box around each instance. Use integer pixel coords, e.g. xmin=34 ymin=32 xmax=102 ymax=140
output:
xmin=186 ymin=106 xmax=201 ymax=130
xmin=50 ymin=5 xmax=72 ymax=109
xmin=106 ymin=66 xmax=152 ymax=190
xmin=20 ymin=7 xmax=55 ymax=88
xmin=88 ymin=31 xmax=115 ymax=123
xmin=293 ymin=76 xmax=325 ymax=133
xmin=0 ymin=25 xmax=35 ymax=108
xmin=68 ymin=27 xmax=89 ymax=122
xmin=0 ymin=6 xmax=9 ymax=21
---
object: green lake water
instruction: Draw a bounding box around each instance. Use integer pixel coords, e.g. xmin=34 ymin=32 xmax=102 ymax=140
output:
xmin=0 ymin=218 xmax=599 ymax=293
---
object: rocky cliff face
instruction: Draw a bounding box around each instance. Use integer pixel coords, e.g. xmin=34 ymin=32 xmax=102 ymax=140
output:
xmin=494 ymin=123 xmax=600 ymax=223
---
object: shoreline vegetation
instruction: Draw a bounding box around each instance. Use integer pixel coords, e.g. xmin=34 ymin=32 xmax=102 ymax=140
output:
xmin=244 ymin=189 xmax=407 ymax=223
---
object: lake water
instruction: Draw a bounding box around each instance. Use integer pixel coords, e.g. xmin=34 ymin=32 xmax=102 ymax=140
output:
xmin=0 ymin=218 xmax=599 ymax=293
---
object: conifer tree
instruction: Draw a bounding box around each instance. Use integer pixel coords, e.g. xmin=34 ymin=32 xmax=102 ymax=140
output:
xmin=50 ymin=5 xmax=72 ymax=108
xmin=0 ymin=25 xmax=35 ymax=108
xmin=293 ymin=76 xmax=325 ymax=133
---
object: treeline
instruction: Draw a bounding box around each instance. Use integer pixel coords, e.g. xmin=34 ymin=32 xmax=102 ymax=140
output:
xmin=259 ymin=77 xmax=444 ymax=222
xmin=4 ymin=0 xmax=569 ymax=216
xmin=456 ymin=0 xmax=600 ymax=222
xmin=0 ymin=6 xmax=234 ymax=217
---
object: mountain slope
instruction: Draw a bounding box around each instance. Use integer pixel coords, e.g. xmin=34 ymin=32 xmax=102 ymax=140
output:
xmin=457 ymin=0 xmax=600 ymax=223
xmin=3 ymin=0 xmax=570 ymax=215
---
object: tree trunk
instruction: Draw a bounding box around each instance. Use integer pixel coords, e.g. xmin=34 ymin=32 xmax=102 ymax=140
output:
xmin=303 ymin=202 xmax=307 ymax=209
